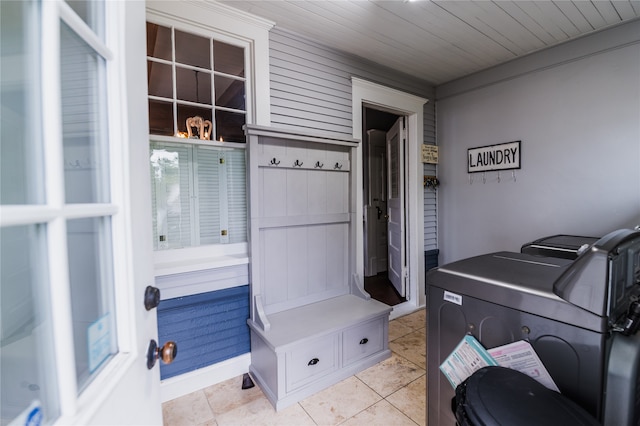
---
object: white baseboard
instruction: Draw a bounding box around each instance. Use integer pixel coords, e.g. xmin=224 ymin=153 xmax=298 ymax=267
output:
xmin=389 ymin=299 xmax=425 ymax=320
xmin=160 ymin=353 xmax=251 ymax=402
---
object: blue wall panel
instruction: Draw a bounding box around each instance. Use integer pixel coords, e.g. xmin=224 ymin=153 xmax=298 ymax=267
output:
xmin=157 ymin=285 xmax=250 ymax=379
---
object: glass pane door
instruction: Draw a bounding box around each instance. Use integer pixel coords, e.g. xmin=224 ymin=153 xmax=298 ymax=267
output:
xmin=1 ymin=0 xmax=119 ymax=423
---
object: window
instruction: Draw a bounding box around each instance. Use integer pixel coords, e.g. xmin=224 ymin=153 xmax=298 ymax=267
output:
xmin=150 ymin=142 xmax=246 ymax=250
xmin=146 ymin=22 xmax=247 ymax=143
xmin=146 ymin=17 xmax=253 ymax=271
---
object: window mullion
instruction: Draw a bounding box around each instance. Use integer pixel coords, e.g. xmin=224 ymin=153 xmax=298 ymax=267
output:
xmin=190 ymin=146 xmax=199 ymax=247
xmin=171 ymin=27 xmax=177 ymax=136
xmin=218 ymin=150 xmax=229 ymax=244
xmin=41 ymin=0 xmax=79 ymax=416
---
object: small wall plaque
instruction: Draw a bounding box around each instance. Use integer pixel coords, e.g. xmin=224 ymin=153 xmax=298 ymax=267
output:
xmin=422 ymin=144 xmax=439 ymax=164
xmin=468 ymin=141 xmax=520 ymax=173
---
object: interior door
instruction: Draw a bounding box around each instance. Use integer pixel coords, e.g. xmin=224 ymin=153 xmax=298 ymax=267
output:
xmin=386 ymin=118 xmax=406 ymax=297
xmin=364 ymin=130 xmax=388 ymax=277
xmin=0 ymin=1 xmax=163 ymax=424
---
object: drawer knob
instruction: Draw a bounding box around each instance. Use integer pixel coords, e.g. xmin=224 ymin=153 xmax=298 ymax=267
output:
xmin=359 ymin=338 xmax=369 ymax=345
xmin=308 ymin=358 xmax=319 ymax=366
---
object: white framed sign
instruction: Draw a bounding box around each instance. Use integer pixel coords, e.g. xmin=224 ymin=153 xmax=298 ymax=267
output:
xmin=468 ymin=141 xmax=521 ymax=173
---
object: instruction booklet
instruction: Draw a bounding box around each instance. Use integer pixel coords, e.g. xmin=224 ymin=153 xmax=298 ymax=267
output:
xmin=439 ymin=335 xmax=559 ymax=392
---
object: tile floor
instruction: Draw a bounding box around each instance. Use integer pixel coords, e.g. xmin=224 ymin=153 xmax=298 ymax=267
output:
xmin=162 ymin=309 xmax=426 ymax=426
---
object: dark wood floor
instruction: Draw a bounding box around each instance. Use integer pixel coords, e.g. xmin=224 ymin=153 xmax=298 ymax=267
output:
xmin=364 ymin=272 xmax=406 ymax=306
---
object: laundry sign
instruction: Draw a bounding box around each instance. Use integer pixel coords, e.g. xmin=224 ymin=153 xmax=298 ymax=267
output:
xmin=468 ymin=141 xmax=521 ymax=173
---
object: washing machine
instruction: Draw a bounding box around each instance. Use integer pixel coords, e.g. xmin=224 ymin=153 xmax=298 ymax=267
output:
xmin=426 ymin=229 xmax=640 ymax=426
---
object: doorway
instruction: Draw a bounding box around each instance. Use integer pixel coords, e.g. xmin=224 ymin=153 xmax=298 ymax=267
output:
xmin=363 ymin=107 xmax=406 ymax=306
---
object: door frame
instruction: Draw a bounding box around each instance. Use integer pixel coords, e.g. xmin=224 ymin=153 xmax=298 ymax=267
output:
xmin=352 ymin=78 xmax=427 ymax=318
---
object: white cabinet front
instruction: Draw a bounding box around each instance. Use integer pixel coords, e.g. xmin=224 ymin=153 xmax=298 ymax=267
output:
xmin=343 ymin=318 xmax=385 ymax=366
xmin=285 ymin=334 xmax=339 ymax=392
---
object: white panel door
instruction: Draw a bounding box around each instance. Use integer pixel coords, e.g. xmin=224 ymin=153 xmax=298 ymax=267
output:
xmin=386 ymin=118 xmax=406 ymax=297
xmin=0 ymin=1 xmax=163 ymax=424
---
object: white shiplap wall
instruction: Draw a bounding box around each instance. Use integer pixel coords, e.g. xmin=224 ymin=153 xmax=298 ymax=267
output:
xmin=268 ymin=27 xmax=438 ymax=251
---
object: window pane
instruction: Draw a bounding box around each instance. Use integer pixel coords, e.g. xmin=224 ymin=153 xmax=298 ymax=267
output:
xmin=150 ymin=143 xmax=192 ymax=249
xmin=149 ymin=100 xmax=174 ymax=136
xmin=1 ymin=0 xmax=45 ymax=205
xmin=214 ymin=41 xmax=244 ymax=77
xmin=147 ymin=61 xmax=173 ymax=99
xmin=175 ymin=30 xmax=210 ymax=70
xmin=65 ymin=0 xmax=105 ymax=41
xmin=215 ymin=77 xmax=245 ymax=110
xmin=176 ymin=66 xmax=211 ymax=105
xmin=146 ymin=23 xmax=172 ymax=61
xmin=197 ymin=148 xmax=221 ymax=245
xmin=67 ymin=217 xmax=117 ymax=392
xmin=61 ymin=22 xmax=110 ymax=204
xmin=215 ymin=110 xmax=245 ymax=143
xmin=1 ymin=225 xmax=60 ymax=424
xmin=177 ymin=105 xmax=213 ymax=139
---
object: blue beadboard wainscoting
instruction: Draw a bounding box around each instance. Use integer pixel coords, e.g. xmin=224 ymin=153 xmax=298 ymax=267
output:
xmin=157 ymin=285 xmax=250 ymax=379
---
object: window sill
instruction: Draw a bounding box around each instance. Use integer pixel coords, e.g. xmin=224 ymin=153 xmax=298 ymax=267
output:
xmin=154 ymin=243 xmax=249 ymax=277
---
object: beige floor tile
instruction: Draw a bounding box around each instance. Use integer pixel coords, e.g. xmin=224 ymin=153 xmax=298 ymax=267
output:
xmin=203 ymin=375 xmax=264 ymax=416
xmin=162 ymin=390 xmax=214 ymax=426
xmin=389 ymin=329 xmax=426 ymax=369
xmin=300 ymin=376 xmax=382 ymax=425
xmin=386 ymin=375 xmax=426 ymax=426
xmin=395 ymin=309 xmax=426 ymax=331
xmin=356 ymin=353 xmax=425 ymax=397
xmin=341 ymin=399 xmax=417 ymax=426
xmin=215 ymin=396 xmax=315 ymax=426
xmin=389 ymin=320 xmax=414 ymax=341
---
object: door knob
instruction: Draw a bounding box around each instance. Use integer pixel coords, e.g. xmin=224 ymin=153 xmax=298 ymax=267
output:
xmin=144 ymin=286 xmax=161 ymax=311
xmin=147 ymin=339 xmax=177 ymax=369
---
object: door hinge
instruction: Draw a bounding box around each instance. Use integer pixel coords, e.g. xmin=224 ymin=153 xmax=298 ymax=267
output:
xmin=403 ymin=267 xmax=409 ymax=278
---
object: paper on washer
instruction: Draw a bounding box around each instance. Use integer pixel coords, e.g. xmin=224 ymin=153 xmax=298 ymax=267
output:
xmin=487 ymin=340 xmax=560 ymax=392
xmin=439 ymin=334 xmax=498 ymax=388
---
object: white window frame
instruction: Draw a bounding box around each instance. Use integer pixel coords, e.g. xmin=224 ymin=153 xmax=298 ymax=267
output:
xmin=146 ymin=2 xmax=273 ymax=277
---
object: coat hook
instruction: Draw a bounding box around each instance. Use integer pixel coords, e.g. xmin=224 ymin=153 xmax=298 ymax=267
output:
xmin=270 ymin=158 xmax=280 ymax=166
xmin=469 ymin=174 xmax=473 ymax=185
xmin=512 ymin=170 xmax=517 ymax=182
xmin=315 ymin=161 xmax=324 ymax=169
xmin=334 ymin=162 xmax=342 ymax=170
xmin=482 ymin=172 xmax=486 ymax=184
xmin=497 ymin=171 xmax=501 ymax=183
xmin=293 ymin=159 xmax=303 ymax=167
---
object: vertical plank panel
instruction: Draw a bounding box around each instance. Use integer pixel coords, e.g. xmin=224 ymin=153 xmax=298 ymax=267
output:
xmin=286 ymin=226 xmax=308 ymax=300
xmin=262 ymin=228 xmax=288 ymax=305
xmin=307 ymin=224 xmax=328 ymax=294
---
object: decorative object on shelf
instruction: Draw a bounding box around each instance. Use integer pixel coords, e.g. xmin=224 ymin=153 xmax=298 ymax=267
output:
xmin=424 ymin=175 xmax=440 ymax=190
xmin=186 ymin=116 xmax=213 ymax=140
xmin=202 ymin=119 xmax=212 ymax=140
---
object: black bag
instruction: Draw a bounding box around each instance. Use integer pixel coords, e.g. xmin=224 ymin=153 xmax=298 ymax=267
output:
xmin=452 ymin=366 xmax=600 ymax=426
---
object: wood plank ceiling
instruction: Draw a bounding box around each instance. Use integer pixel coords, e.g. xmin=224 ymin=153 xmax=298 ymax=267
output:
xmin=220 ymin=0 xmax=640 ymax=85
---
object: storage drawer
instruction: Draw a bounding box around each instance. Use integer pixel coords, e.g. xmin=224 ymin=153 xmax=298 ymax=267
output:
xmin=343 ymin=317 xmax=385 ymax=366
xmin=286 ymin=334 xmax=339 ymax=392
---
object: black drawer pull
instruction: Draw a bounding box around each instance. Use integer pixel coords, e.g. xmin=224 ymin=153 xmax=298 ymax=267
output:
xmin=359 ymin=338 xmax=369 ymax=345
xmin=308 ymin=358 xmax=319 ymax=366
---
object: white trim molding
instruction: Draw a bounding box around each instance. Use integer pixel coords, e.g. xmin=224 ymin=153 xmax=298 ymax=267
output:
xmin=160 ymin=353 xmax=251 ymax=402
xmin=352 ymin=77 xmax=428 ymax=309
